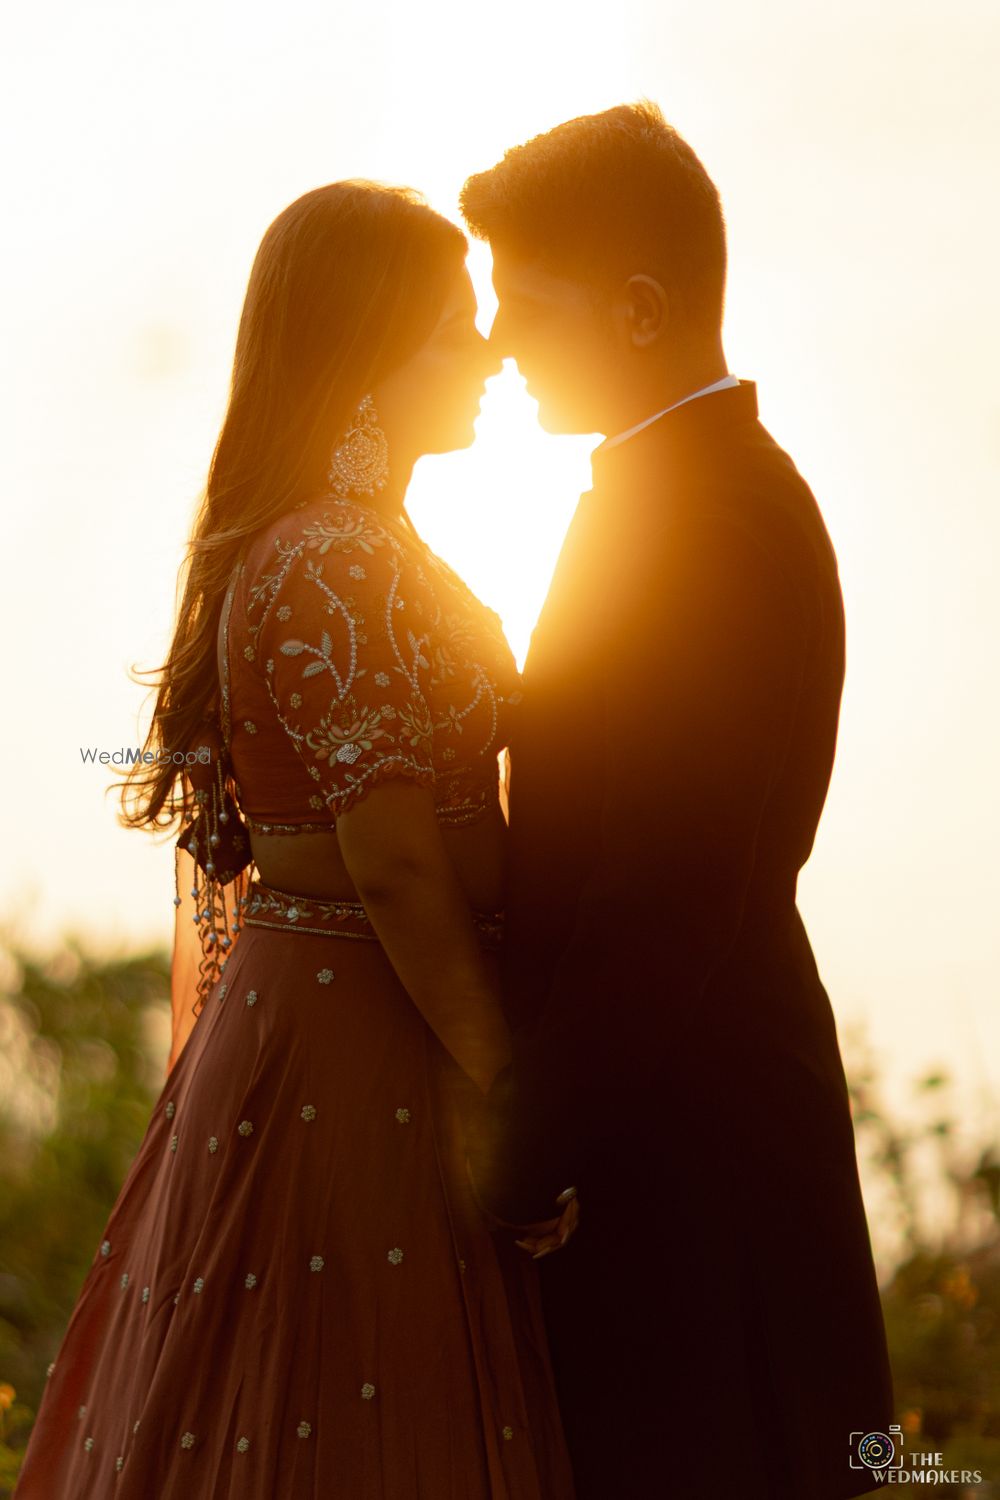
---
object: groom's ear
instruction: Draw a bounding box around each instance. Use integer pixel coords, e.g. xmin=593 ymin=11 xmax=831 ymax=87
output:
xmin=614 ymin=274 xmax=670 ymax=349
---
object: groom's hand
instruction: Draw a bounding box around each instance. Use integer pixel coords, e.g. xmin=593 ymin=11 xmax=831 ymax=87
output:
xmin=472 ymin=1195 xmax=581 ymax=1257
xmin=512 ymin=1194 xmax=581 ymax=1259
xmin=465 ymin=1151 xmax=582 ymax=1254
xmin=464 ymin=1132 xmax=582 ymax=1254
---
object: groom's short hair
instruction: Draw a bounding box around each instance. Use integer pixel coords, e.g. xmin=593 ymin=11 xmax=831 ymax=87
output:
xmin=460 ymin=100 xmax=727 ymax=338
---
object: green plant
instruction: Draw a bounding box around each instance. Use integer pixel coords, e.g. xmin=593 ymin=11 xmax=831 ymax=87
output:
xmin=0 ymin=934 xmax=170 ymax=1491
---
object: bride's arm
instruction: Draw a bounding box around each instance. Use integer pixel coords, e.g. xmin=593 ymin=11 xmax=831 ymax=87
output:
xmin=335 ymin=777 xmax=512 ymax=1095
xmin=338 ymin=778 xmax=581 ymax=1252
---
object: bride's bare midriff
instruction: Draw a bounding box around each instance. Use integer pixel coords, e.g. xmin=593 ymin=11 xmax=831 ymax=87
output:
xmin=248 ymin=798 xmax=509 ymax=913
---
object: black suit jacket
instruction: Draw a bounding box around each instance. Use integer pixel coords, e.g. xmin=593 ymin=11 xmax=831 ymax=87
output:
xmin=466 ymin=381 xmax=895 ymax=1499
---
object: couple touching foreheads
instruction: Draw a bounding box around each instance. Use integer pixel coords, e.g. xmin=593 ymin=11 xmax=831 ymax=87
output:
xmin=17 ymin=101 xmax=894 ymax=1500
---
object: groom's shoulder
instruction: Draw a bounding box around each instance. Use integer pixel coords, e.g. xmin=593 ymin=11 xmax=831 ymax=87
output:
xmin=606 ymin=400 xmax=840 ymax=582
xmin=674 ymin=416 xmax=841 ymax=599
xmin=626 ymin=416 xmax=844 ymax=650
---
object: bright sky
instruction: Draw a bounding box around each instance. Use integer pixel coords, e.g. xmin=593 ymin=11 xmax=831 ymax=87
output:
xmin=3 ymin=0 xmax=999 ymax=1235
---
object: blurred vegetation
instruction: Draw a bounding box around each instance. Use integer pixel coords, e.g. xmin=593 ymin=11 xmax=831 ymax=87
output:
xmin=848 ymin=1050 xmax=1000 ymax=1495
xmin=0 ymin=936 xmax=171 ymax=1494
xmin=0 ymin=936 xmax=998 ymax=1496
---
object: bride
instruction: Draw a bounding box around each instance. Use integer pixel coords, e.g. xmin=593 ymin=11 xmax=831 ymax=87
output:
xmin=14 ymin=180 xmax=578 ymax=1499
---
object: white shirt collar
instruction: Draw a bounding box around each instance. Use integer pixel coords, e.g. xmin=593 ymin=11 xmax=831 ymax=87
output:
xmin=595 ymin=374 xmax=741 ymax=454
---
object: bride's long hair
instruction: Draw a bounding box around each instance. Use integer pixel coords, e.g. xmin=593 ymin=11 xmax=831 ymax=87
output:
xmin=119 ymin=181 xmax=467 ymax=834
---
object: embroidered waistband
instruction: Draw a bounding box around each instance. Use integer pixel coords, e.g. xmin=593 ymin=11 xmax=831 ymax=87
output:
xmin=241 ymin=880 xmax=504 ymax=951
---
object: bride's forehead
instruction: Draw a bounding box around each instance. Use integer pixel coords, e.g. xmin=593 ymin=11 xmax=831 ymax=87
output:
xmin=425 ymin=264 xmax=479 ymax=328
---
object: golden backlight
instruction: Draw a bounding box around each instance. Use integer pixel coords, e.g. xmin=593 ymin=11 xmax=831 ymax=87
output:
xmin=0 ymin=0 xmax=996 ymax=1178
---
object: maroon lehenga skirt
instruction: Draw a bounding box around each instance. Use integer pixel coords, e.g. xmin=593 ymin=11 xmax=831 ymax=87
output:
xmin=14 ymin=880 xmax=576 ymax=1499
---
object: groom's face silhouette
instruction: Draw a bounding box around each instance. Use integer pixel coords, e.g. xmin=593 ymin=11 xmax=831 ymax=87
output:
xmin=488 ymin=250 xmax=623 ymax=437
xmin=488 ymin=248 xmax=673 ymax=438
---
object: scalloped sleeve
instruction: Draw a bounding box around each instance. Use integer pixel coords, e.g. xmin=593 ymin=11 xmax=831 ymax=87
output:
xmin=257 ymin=527 xmax=439 ymax=818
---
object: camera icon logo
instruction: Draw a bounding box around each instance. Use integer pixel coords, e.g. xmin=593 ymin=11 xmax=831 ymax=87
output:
xmin=849 ymin=1424 xmax=905 ymax=1470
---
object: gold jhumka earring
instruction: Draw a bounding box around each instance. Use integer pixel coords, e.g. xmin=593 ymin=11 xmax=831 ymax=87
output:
xmin=326 ymin=393 xmax=390 ymax=499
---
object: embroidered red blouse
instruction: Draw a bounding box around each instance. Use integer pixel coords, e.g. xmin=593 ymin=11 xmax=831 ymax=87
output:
xmin=219 ymin=497 xmax=522 ymax=832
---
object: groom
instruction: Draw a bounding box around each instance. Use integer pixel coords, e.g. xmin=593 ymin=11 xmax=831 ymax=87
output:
xmin=460 ymin=103 xmax=895 ymax=1499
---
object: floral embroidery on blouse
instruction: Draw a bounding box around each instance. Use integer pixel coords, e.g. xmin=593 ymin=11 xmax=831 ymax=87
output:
xmin=224 ymin=499 xmax=522 ymax=828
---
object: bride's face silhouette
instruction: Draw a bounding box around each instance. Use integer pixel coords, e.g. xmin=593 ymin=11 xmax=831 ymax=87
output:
xmin=370 ymin=263 xmax=502 ymax=465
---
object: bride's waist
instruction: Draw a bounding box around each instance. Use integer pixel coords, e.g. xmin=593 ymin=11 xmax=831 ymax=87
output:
xmin=247 ymin=800 xmax=508 ymax=913
xmin=241 ymin=878 xmax=505 ymax=952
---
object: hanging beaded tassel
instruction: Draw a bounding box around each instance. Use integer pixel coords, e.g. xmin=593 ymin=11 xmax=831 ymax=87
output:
xmin=175 ymin=714 xmax=254 ymax=1014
